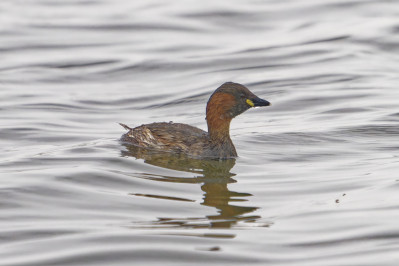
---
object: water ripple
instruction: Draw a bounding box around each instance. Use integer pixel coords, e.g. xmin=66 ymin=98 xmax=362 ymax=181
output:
xmin=1 ymin=0 xmax=399 ymax=265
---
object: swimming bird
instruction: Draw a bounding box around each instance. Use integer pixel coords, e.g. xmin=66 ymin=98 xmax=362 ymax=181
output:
xmin=120 ymin=82 xmax=270 ymax=159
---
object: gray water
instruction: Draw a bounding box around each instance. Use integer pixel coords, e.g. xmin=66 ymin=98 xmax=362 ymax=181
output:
xmin=1 ymin=0 xmax=399 ymax=265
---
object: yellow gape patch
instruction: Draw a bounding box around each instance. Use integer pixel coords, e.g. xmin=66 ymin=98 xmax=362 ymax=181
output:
xmin=246 ymin=99 xmax=255 ymax=107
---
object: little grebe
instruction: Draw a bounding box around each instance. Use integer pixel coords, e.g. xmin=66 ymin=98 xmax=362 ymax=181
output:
xmin=120 ymin=82 xmax=270 ymax=159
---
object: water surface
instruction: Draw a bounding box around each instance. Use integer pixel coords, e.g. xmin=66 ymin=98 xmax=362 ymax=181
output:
xmin=1 ymin=0 xmax=399 ymax=265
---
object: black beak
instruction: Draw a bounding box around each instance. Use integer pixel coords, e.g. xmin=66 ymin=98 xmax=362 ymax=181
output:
xmin=252 ymin=97 xmax=271 ymax=107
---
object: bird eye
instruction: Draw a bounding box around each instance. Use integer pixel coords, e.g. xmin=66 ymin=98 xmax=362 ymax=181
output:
xmin=240 ymin=94 xmax=245 ymax=98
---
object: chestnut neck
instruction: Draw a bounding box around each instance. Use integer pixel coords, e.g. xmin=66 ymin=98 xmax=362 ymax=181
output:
xmin=205 ymin=92 xmax=234 ymax=143
xmin=207 ymin=116 xmax=232 ymax=143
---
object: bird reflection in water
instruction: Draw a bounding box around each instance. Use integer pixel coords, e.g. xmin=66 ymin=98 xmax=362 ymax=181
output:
xmin=121 ymin=143 xmax=265 ymax=229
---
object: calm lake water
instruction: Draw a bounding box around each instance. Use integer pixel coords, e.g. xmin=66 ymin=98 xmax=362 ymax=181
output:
xmin=1 ymin=0 xmax=399 ymax=265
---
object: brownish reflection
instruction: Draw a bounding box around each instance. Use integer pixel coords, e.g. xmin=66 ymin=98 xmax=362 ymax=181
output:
xmin=121 ymin=144 xmax=261 ymax=229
